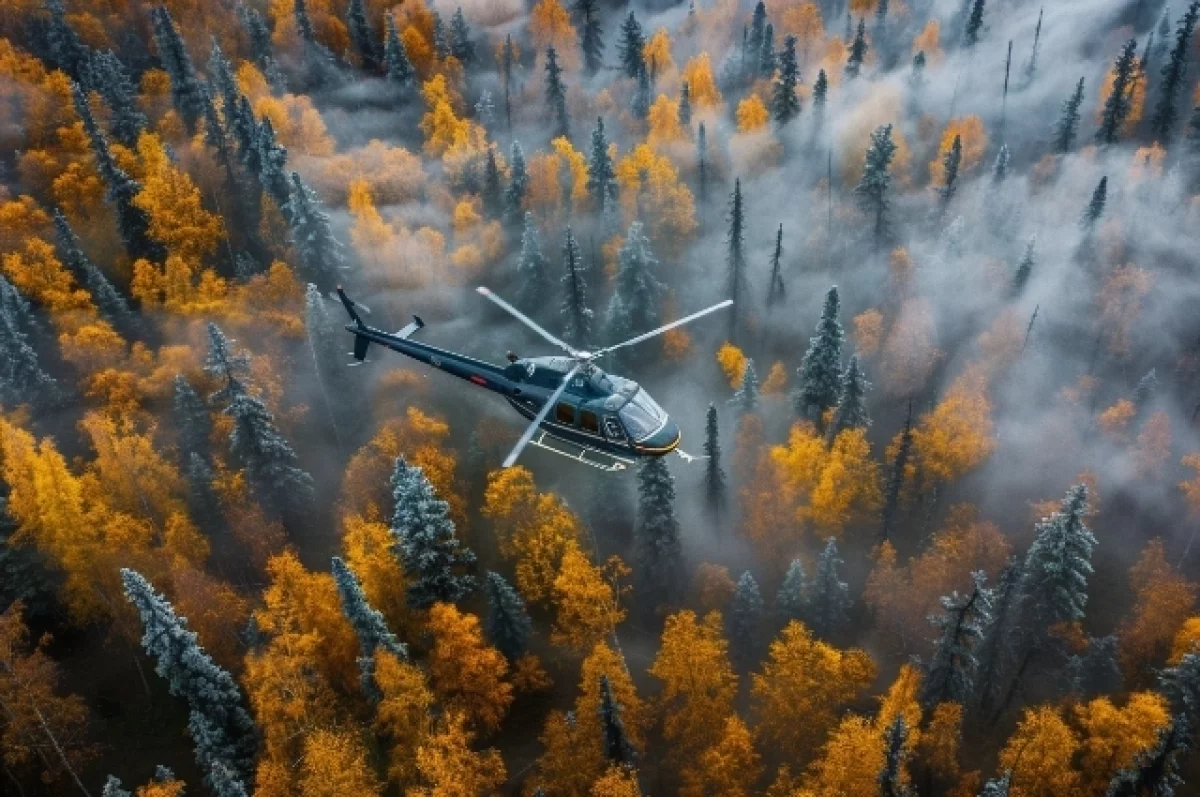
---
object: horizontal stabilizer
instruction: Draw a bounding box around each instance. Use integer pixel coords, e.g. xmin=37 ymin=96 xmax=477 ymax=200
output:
xmin=395 ymin=315 xmax=425 ymax=339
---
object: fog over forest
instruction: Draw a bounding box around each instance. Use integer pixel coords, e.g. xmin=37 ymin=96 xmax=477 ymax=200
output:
xmin=2 ymin=0 xmax=1200 ymax=794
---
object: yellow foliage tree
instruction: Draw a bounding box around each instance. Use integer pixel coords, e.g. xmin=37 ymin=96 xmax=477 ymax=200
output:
xmin=681 ymin=715 xmax=761 ymax=797
xmin=342 ymin=512 xmax=409 ymax=637
xmin=298 ymin=728 xmax=383 ymax=797
xmin=530 ymin=0 xmax=579 ymax=66
xmin=374 ymin=649 xmax=435 ymax=788
xmin=590 ymin=765 xmax=641 ymax=797
xmin=736 ymin=94 xmax=770 ymax=133
xmin=1119 ymin=538 xmax=1196 ymax=682
xmin=426 ymin=602 xmax=513 ymax=731
xmin=781 ymin=4 xmax=825 ymax=63
xmin=805 ymin=428 xmax=883 ymax=534
xmin=681 ymin=53 xmax=723 ymax=108
xmin=643 ymin=28 xmax=674 ymax=79
xmin=551 ymin=544 xmax=629 ymax=653
xmin=929 ymin=117 xmax=988 ymax=184
xmin=614 ymin=143 xmax=698 ymax=251
xmin=717 ymin=342 xmax=747 ymax=387
xmin=912 ymin=369 xmax=994 ymax=484
xmin=131 ymin=254 xmax=229 ymax=315
xmin=918 ymin=702 xmax=963 ymax=782
xmin=1075 ymin=692 xmax=1169 ymax=794
xmin=410 ymin=710 xmax=507 ymax=796
xmin=132 ymin=133 xmax=224 ymax=262
xmin=1170 ymin=616 xmax=1200 ymax=663
xmin=997 ymin=706 xmax=1080 ymax=797
xmin=577 ymin=641 xmax=651 ymax=750
xmin=647 ymin=95 xmax=685 ymax=148
xmin=799 ymin=714 xmax=886 ymax=795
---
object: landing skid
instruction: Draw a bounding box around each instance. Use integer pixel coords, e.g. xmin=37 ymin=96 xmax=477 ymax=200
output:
xmin=529 ymin=431 xmax=635 ymax=472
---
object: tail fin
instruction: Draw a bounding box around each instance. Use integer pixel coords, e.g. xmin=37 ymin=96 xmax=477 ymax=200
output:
xmin=336 ymin=285 xmax=364 ymax=327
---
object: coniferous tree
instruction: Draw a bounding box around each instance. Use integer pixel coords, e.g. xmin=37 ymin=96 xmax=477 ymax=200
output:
xmin=560 ymin=227 xmax=593 ymax=345
xmin=286 ymin=171 xmax=346 ymax=288
xmin=1150 ymin=0 xmax=1200 ymax=142
xmin=121 ymin=569 xmax=257 ymax=791
xmin=390 ymin=455 xmax=477 ymax=608
xmin=53 ymin=211 xmax=137 ymax=335
xmin=726 ymin=179 xmax=748 ymax=340
xmin=544 ymin=46 xmax=570 ymax=139
xmin=921 ymin=572 xmax=991 ymax=710
xmin=1052 ymin=77 xmax=1086 ymax=153
xmin=102 ymin=775 xmax=132 ymax=797
xmin=979 ymin=771 xmax=1012 ymax=797
xmin=346 ymin=0 xmax=380 ymax=70
xmin=431 ymin=10 xmax=449 ymax=58
xmin=618 ymin=11 xmax=647 ymax=78
xmin=1133 ymin=369 xmax=1158 ymax=410
xmin=846 ymin=18 xmax=868 ymax=78
xmin=758 ymin=23 xmax=776 ymax=78
xmin=632 ymin=63 xmax=652 ymax=121
xmin=332 ymin=556 xmax=406 ymax=701
xmin=730 ymin=571 xmax=765 ymax=668
xmin=505 ymin=141 xmax=530 ymax=224
xmin=1080 ymin=176 xmax=1108 ymax=232
xmin=809 ymin=537 xmax=851 ymax=639
xmin=0 ymin=277 xmax=58 ymax=409
xmin=772 ymin=35 xmax=801 ymax=125
xmin=697 ymin=122 xmax=710 ymax=209
xmin=449 ymin=8 xmax=476 ymax=66
xmin=679 ymin=81 xmax=693 ymax=130
xmin=228 ymin=393 xmax=315 ymax=516
xmin=830 ymin=356 xmax=871 ymax=437
xmin=991 ymin=144 xmax=1010 ymax=184
xmin=384 ymin=12 xmax=415 ymax=88
xmin=88 ymin=51 xmax=147 ymax=148
xmin=879 ymin=716 xmax=914 ymax=797
xmin=1105 ymin=717 xmax=1189 ymax=797
xmin=607 ymin=222 xmax=666 ymax=343
xmin=964 ymin=0 xmax=986 ymax=46
xmin=515 ymin=212 xmax=552 ymax=314
xmin=766 ymin=224 xmax=785 ymax=306
xmin=295 ymin=0 xmax=342 ymax=88
xmin=855 ymin=125 xmax=898 ymax=243
xmin=1011 ymin=236 xmax=1036 ymax=296
xmin=1066 ymin=634 xmax=1122 ymax=699
xmin=42 ymin=0 xmax=91 ymax=83
xmin=239 ymin=4 xmax=286 ymax=91
xmin=880 ymin=401 xmax=912 ymax=541
xmin=481 ymin=147 xmax=504 ymax=219
xmin=973 ymin=557 xmax=1023 ymax=716
xmin=186 ymin=452 xmax=223 ymax=533
xmin=209 ymin=762 xmax=251 ymax=797
xmin=1023 ymin=7 xmax=1043 ymax=84
xmin=936 ymin=134 xmax=963 ymax=218
xmin=484 ymin=571 xmax=532 ymax=662
xmin=587 ymin=118 xmax=618 ymax=217
xmin=254 ymin=117 xmax=292 ymax=212
xmin=746 ymin=1 xmax=768 ymax=79
xmin=72 ymin=84 xmax=163 ymax=263
xmin=173 ymin=375 xmax=213 ymax=465
xmin=150 ymin=6 xmax=206 ymax=134
xmin=776 ymin=558 xmax=807 ymax=627
xmin=0 ymin=498 xmax=55 ymax=618
xmin=909 ymin=51 xmax=928 ymax=94
xmin=702 ymin=404 xmax=727 ymax=520
xmin=599 ymin=675 xmax=637 ymax=765
xmin=204 ymin=323 xmax=252 ymax=405
xmin=730 ymin=359 xmax=760 ymax=413
xmin=811 ymin=69 xmax=829 ymax=138
xmin=500 ymin=34 xmax=518 ymax=131
xmin=1161 ymin=652 xmax=1200 ymax=725
xmin=793 ymin=286 xmax=844 ymax=424
xmin=635 ymin=456 xmax=683 ymax=607
xmin=576 ymin=0 xmax=605 ymax=74
xmin=1096 ymin=40 xmax=1139 ymax=146
xmin=1020 ymin=484 xmax=1096 ymax=632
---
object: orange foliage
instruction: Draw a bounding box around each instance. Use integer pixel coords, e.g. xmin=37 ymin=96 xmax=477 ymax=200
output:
xmin=681 ymin=53 xmax=723 ymax=108
xmin=911 ymin=369 xmax=994 ymax=484
xmin=1119 ymin=538 xmax=1196 ymax=681
xmin=426 ymin=602 xmax=513 ymax=731
xmin=929 ymin=117 xmax=988 ymax=184
xmin=717 ymin=342 xmax=747 ymax=387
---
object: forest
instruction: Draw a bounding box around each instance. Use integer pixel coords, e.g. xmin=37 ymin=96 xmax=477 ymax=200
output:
xmin=2 ymin=0 xmax=1200 ymax=793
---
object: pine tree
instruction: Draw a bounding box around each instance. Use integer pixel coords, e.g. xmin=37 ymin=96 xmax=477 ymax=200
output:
xmin=937 ymin=134 xmax=963 ymax=218
xmin=991 ymin=143 xmax=1010 ymax=184
xmin=846 ymin=18 xmax=868 ymax=79
xmin=204 ymin=322 xmax=252 ymax=405
xmin=150 ymin=6 xmax=206 ymax=134
xmin=587 ymin=118 xmax=618 ymax=217
xmin=632 ymin=63 xmax=652 ymax=121
xmin=173 ymin=375 xmax=212 ymax=464
xmin=921 ymin=572 xmax=991 ymax=710
xmin=878 ymin=716 xmax=914 ymax=797
xmin=239 ymin=4 xmax=286 ymax=91
xmin=1096 ymin=40 xmax=1139 ymax=146
xmin=726 ymin=179 xmax=748 ymax=340
xmin=1023 ymin=7 xmax=1043 ymax=84
xmin=730 ymin=571 xmax=765 ymax=668
xmin=1080 ymin=176 xmax=1108 ymax=232
xmin=228 ymin=393 xmax=315 ymax=517
xmin=776 ymin=558 xmax=807 ymax=627
xmin=560 ymin=227 xmax=593 ymax=345
xmin=286 ymin=171 xmax=346 ymax=288
xmin=1020 ymin=484 xmax=1096 ymax=631
xmin=431 ymin=10 xmax=449 ymax=58
xmin=964 ymin=0 xmax=986 ymax=46
xmin=809 ymin=537 xmax=851 ymax=639
xmin=1011 ymin=236 xmax=1036 ymax=296
xmin=1160 ymin=652 xmax=1200 ymax=723
xmin=880 ymin=401 xmax=912 ymax=541
xmin=515 ymin=212 xmax=552 ymax=314
xmin=873 ymin=0 xmax=892 ymax=66
xmin=209 ymin=761 xmax=251 ymax=797
xmin=88 ymin=50 xmax=147 ymax=148
xmin=772 ymin=35 xmax=801 ymax=125
xmin=484 ymin=571 xmax=532 ymax=662
xmin=384 ymin=12 xmax=415 ymax=88
xmin=973 ymin=557 xmax=1023 ymax=716
xmin=855 ymin=125 xmax=898 ymax=243
xmin=1105 ymin=717 xmax=1189 ymax=797
xmin=42 ymin=0 xmax=91 ymax=84
xmin=679 ymin=81 xmax=693 ymax=130
xmin=697 ymin=122 xmax=710 ymax=210
xmin=332 ymin=556 xmax=407 ymax=701
xmin=618 ymin=11 xmax=647 ymax=78
xmin=702 ymin=404 xmax=727 ymax=520
xmin=730 ymin=359 xmax=760 ymax=412
xmin=830 ymin=356 xmax=871 ymax=437
xmin=346 ymin=0 xmax=380 ymax=70
xmin=449 ymin=8 xmax=477 ymax=66
xmin=1150 ymin=1 xmax=1200 ymax=142
xmin=635 ymin=456 xmax=683 ymax=608
xmin=1052 ymin=77 xmax=1085 ymax=153
xmin=52 ymin=211 xmax=136 ymax=335
xmin=747 ymin=1 xmax=768 ymax=79
xmin=599 ymin=675 xmax=637 ymax=765
xmin=758 ymin=23 xmax=776 ymax=78
xmin=501 ymin=34 xmax=517 ymax=132
xmin=72 ymin=84 xmax=164 ymax=263
xmin=121 ymin=569 xmax=257 ymax=791
xmin=812 ymin=69 xmax=829 ymax=137
xmin=186 ymin=452 xmax=223 ymax=533
xmin=766 ymin=224 xmax=785 ymax=306
xmin=1133 ymin=369 xmax=1158 ymax=409
xmin=505 ymin=141 xmax=530 ymax=224
xmin=0 ymin=277 xmax=58 ymax=409
xmin=1066 ymin=634 xmax=1122 ymax=699
xmin=576 ymin=0 xmax=605 ymax=74
xmin=544 ymin=46 xmax=570 ymax=139
xmin=793 ymin=286 xmax=844 ymax=424
xmin=253 ymin=117 xmax=292 ymax=212
xmin=607 ymin=222 xmax=666 ymax=343
xmin=390 ymin=455 xmax=478 ymax=609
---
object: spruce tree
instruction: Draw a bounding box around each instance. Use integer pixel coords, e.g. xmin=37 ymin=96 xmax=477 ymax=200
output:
xmin=1023 ymin=7 xmax=1043 ymax=84
xmin=809 ymin=537 xmax=851 ymax=639
xmin=618 ymin=11 xmax=647 ymax=78
xmin=746 ymin=1 xmax=768 ymax=79
xmin=730 ymin=571 xmax=765 ymax=668
xmin=53 ymin=211 xmax=137 ymax=335
xmin=972 ymin=557 xmax=1023 ymax=716
xmin=1105 ymin=717 xmax=1189 ymax=797
xmin=42 ymin=0 xmax=91 ymax=84
xmin=1150 ymin=0 xmax=1200 ymax=142
xmin=484 ymin=571 xmax=532 ymax=662
xmin=384 ymin=12 xmax=415 ymax=88
xmin=173 ymin=375 xmax=213 ymax=464
xmin=635 ymin=456 xmax=684 ymax=608
xmin=544 ymin=46 xmax=570 ymax=139
xmin=921 ymin=572 xmax=991 ymax=710
xmin=855 ymin=124 xmax=898 ymax=243
xmin=500 ymin=35 xmax=517 ymax=132
xmin=730 ymin=359 xmax=760 ymax=413
xmin=209 ymin=762 xmax=251 ymax=797
xmin=295 ymin=0 xmax=342 ymax=88
xmin=937 ymin=134 xmax=963 ymax=218
xmin=772 ymin=35 xmax=801 ymax=125
xmin=725 ymin=178 xmax=748 ymax=340
xmin=560 ymin=227 xmax=593 ymax=345
xmin=910 ymin=51 xmax=927 ymax=94
xmin=964 ymin=0 xmax=986 ymax=46
xmin=812 ymin=69 xmax=829 ymax=137
xmin=1066 ymin=634 xmax=1122 ymax=699
xmin=285 ymin=171 xmax=346 ymax=288
xmin=204 ymin=322 xmax=252 ymax=405
xmin=679 ymin=81 xmax=693 ymax=130
xmin=1020 ymin=484 xmax=1097 ymax=631
xmin=697 ymin=123 xmax=710 ymax=210
xmin=1053 ymin=77 xmax=1085 ymax=153
xmin=1160 ymin=652 xmax=1200 ymax=722
xmin=1011 ymin=236 xmax=1036 ymax=296
xmin=1080 ymin=176 xmax=1108 ymax=232
xmin=186 ymin=452 xmax=223 ymax=533
xmin=880 ymin=401 xmax=912 ymax=541
xmin=979 ymin=771 xmax=1012 ymax=797
xmin=332 ymin=556 xmax=407 ymax=701
xmin=766 ymin=224 xmax=785 ymax=306
xmin=239 ymin=4 xmax=286 ymax=91
xmin=607 ymin=222 xmax=666 ymax=343
xmin=431 ymin=11 xmax=449 ymax=58
xmin=88 ymin=50 xmax=147 ymax=148
xmin=702 ymin=404 xmax=727 ymax=520
xmin=599 ymin=675 xmax=637 ymax=765
xmin=515 ymin=212 xmax=552 ymax=314
xmin=793 ymin=286 xmax=844 ymax=424
xmin=873 ymin=0 xmax=892 ymax=66
xmin=587 ymin=118 xmax=618 ymax=217
xmin=830 ymin=355 xmax=871 ymax=437
xmin=346 ymin=0 xmax=380 ymax=70
xmin=846 ymin=18 xmax=868 ymax=79
xmin=776 ymin=558 xmax=807 ymax=627
xmin=576 ymin=0 xmax=605 ymax=74
xmin=254 ymin=117 xmax=293 ymax=213
xmin=878 ymin=716 xmax=914 ymax=797
xmin=102 ymin=776 xmax=132 ymax=797
xmin=390 ymin=455 xmax=478 ymax=608
xmin=758 ymin=23 xmax=776 ymax=78
xmin=0 ymin=277 xmax=58 ymax=409
xmin=505 ymin=141 xmax=530 ymax=224
xmin=632 ymin=63 xmax=652 ymax=121
xmin=1133 ymin=369 xmax=1158 ymax=410
xmin=1096 ymin=40 xmax=1139 ymax=146
xmin=228 ymin=393 xmax=315 ymax=517
xmin=481 ymin=147 xmax=504 ymax=219
xmin=991 ymin=143 xmax=1010 ymax=184
xmin=121 ymin=569 xmax=257 ymax=791
xmin=150 ymin=6 xmax=206 ymax=134
xmin=449 ymin=8 xmax=477 ymax=66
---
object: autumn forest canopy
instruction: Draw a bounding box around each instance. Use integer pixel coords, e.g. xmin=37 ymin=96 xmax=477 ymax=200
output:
xmin=4 ymin=0 xmax=1200 ymax=794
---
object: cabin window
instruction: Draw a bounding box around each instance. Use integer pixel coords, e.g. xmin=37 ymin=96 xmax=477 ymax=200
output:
xmin=580 ymin=410 xmax=601 ymax=435
xmin=555 ymin=402 xmax=576 ymax=425
xmin=603 ymin=417 xmax=625 ymax=441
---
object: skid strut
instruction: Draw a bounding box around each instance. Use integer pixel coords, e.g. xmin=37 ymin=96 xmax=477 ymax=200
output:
xmin=528 ymin=431 xmax=635 ymax=472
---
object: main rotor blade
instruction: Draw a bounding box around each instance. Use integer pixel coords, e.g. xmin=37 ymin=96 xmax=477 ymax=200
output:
xmin=503 ymin=363 xmax=583 ymax=468
xmin=477 ymin=286 xmax=579 ymax=358
xmin=593 ymin=299 xmax=733 ymax=357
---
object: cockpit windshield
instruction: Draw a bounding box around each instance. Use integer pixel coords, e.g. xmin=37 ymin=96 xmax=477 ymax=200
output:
xmin=618 ymin=390 xmax=668 ymax=441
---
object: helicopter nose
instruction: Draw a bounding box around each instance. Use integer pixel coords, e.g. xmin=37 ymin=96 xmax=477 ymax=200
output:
xmin=638 ymin=418 xmax=682 ymax=452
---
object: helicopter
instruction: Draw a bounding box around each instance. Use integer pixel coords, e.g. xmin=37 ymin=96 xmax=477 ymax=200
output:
xmin=336 ymin=285 xmax=733 ymax=472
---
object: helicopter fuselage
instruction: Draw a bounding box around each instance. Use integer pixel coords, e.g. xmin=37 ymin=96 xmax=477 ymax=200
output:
xmin=345 ymin=321 xmax=682 ymax=460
